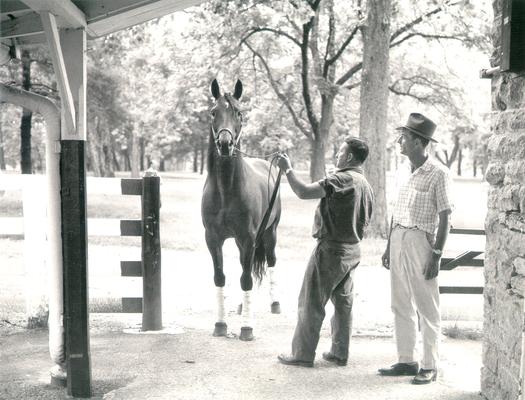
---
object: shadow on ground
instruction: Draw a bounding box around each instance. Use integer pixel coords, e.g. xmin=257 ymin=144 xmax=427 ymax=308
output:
xmin=0 ymin=310 xmax=482 ymax=400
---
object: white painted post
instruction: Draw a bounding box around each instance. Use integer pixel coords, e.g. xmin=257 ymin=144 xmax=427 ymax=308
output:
xmin=22 ymin=174 xmax=48 ymax=327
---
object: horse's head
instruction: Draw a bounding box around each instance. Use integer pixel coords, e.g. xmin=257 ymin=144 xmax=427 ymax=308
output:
xmin=210 ymin=79 xmax=244 ymax=157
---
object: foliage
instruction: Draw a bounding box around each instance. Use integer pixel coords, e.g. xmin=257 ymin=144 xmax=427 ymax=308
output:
xmin=0 ymin=0 xmax=492 ymax=179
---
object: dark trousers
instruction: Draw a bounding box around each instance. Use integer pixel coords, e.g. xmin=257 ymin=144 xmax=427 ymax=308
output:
xmin=291 ymin=240 xmax=361 ymax=362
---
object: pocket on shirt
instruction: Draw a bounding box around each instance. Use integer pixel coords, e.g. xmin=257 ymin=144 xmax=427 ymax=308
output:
xmin=408 ymin=188 xmax=432 ymax=215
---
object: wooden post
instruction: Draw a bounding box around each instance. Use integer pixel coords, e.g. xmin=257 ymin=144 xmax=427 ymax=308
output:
xmin=141 ymin=174 xmax=162 ymax=330
xmin=60 ymin=141 xmax=91 ymax=397
xmin=58 ymin=28 xmax=90 ymax=397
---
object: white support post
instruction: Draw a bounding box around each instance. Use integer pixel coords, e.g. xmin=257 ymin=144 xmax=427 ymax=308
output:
xmin=23 ymin=175 xmax=48 ymax=327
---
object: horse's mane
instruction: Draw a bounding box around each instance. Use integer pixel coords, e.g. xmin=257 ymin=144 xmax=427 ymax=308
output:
xmin=223 ymin=93 xmax=245 ymax=113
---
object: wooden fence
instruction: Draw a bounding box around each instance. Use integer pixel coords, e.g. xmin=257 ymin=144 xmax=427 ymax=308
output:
xmin=439 ymin=228 xmax=485 ymax=295
xmin=0 ymin=174 xmax=162 ymax=331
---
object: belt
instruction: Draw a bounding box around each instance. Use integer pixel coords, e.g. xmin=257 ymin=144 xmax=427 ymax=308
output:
xmin=393 ymin=223 xmax=420 ymax=231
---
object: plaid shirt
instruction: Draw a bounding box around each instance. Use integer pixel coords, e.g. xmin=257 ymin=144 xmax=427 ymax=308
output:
xmin=392 ymin=157 xmax=453 ymax=234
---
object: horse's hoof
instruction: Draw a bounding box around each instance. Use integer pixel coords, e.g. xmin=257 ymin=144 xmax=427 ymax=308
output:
xmin=239 ymin=327 xmax=254 ymax=341
xmin=213 ymin=322 xmax=227 ymax=337
xmin=271 ymin=301 xmax=281 ymax=314
xmin=237 ymin=303 xmax=242 ymax=315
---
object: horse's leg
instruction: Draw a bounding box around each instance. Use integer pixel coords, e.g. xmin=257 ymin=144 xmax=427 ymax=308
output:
xmin=263 ymin=225 xmax=281 ymax=314
xmin=205 ymin=231 xmax=227 ymax=337
xmin=236 ymin=238 xmax=255 ymax=341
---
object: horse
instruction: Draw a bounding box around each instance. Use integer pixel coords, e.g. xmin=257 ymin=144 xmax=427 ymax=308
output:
xmin=201 ymin=79 xmax=281 ymax=341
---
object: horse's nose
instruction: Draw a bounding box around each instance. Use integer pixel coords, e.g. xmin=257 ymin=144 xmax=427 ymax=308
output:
xmin=217 ymin=130 xmax=234 ymax=156
xmin=218 ymin=131 xmax=233 ymax=146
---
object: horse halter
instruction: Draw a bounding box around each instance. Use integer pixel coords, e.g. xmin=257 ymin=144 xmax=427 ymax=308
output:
xmin=211 ymin=94 xmax=244 ymax=157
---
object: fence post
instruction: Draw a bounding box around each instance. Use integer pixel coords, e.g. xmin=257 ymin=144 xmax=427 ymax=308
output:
xmin=141 ymin=173 xmax=162 ymax=330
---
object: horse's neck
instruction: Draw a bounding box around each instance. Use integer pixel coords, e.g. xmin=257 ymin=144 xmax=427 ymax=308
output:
xmin=208 ymin=152 xmax=245 ymax=200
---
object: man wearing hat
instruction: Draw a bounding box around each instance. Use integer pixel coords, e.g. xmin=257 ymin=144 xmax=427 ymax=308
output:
xmin=378 ymin=113 xmax=453 ymax=384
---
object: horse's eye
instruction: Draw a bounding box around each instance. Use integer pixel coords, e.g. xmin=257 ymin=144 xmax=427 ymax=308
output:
xmin=210 ymin=110 xmax=216 ymax=118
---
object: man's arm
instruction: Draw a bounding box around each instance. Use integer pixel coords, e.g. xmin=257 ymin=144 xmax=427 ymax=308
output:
xmin=277 ymin=153 xmax=325 ymax=199
xmin=381 ymin=216 xmax=394 ymax=270
xmin=285 ymin=170 xmax=326 ymax=199
xmin=424 ymin=209 xmax=451 ymax=280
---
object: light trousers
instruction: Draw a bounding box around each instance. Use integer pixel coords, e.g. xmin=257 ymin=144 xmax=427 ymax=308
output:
xmin=389 ymin=226 xmax=440 ymax=370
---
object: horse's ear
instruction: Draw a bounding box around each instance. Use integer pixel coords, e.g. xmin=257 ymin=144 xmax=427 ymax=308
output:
xmin=211 ymin=79 xmax=221 ymax=99
xmin=233 ymin=79 xmax=243 ymax=100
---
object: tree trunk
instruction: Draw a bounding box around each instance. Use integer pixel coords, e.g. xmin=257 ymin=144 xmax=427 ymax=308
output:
xmin=359 ymin=0 xmax=392 ymax=238
xmin=200 ymin=136 xmax=205 ymax=175
xmin=310 ymin=138 xmax=326 ymax=181
xmin=20 ymin=110 xmax=32 ymax=173
xmin=473 ymin=158 xmax=477 ymax=177
xmin=140 ymin=137 xmax=145 ymax=172
xmin=20 ymin=50 xmax=32 ymax=174
xmin=0 ymin=127 xmax=6 ymax=170
xmin=87 ymin=134 xmax=102 ymax=176
xmin=111 ymin=148 xmax=120 ymax=171
xmin=193 ymin=146 xmax=198 ymax=173
xmin=131 ymin=126 xmax=140 ymax=178
xmin=457 ymin=148 xmax=462 ymax=176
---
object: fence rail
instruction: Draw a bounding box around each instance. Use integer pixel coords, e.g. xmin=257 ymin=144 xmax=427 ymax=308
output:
xmin=439 ymin=228 xmax=485 ymax=295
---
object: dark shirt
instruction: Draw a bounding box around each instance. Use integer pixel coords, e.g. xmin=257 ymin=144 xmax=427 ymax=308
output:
xmin=312 ymin=166 xmax=374 ymax=244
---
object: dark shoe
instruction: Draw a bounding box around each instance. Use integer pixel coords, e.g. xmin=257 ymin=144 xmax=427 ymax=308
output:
xmin=322 ymin=352 xmax=347 ymax=366
xmin=378 ymin=362 xmax=419 ymax=376
xmin=412 ymin=368 xmax=437 ymax=384
xmin=277 ymin=354 xmax=313 ymax=368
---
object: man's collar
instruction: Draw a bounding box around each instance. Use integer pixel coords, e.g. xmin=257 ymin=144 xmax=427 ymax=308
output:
xmin=412 ymin=156 xmax=433 ymax=173
xmin=338 ymin=165 xmax=364 ymax=174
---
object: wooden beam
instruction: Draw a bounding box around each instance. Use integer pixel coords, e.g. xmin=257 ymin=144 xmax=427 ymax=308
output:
xmin=40 ymin=12 xmax=76 ymax=137
xmin=120 ymin=220 xmax=142 ymax=236
xmin=121 ymin=179 xmax=143 ymax=195
xmin=450 ymin=228 xmax=486 ymax=235
xmin=1 ymin=13 xmax=43 ymax=39
xmin=440 ymin=251 xmax=484 ymax=270
xmin=121 ymin=261 xmax=142 ymax=277
xmin=439 ymin=286 xmax=483 ymax=295
xmin=20 ymin=0 xmax=97 ymax=36
xmin=59 ymin=28 xmax=86 ymax=140
xmin=122 ymin=297 xmax=143 ymax=313
xmin=84 ymin=0 xmax=205 ymax=37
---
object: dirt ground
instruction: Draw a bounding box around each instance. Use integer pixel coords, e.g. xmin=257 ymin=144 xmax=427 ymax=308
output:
xmin=0 ymin=173 xmax=487 ymax=399
xmin=0 ymin=309 xmax=482 ymax=400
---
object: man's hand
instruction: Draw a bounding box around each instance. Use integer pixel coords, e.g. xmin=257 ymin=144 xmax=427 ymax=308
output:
xmin=423 ymin=253 xmax=441 ymax=280
xmin=277 ymin=153 xmax=292 ymax=172
xmin=381 ymin=248 xmax=390 ymax=270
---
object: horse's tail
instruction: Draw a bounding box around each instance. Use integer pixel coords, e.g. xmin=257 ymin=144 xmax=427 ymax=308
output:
xmin=252 ymin=241 xmax=267 ymax=283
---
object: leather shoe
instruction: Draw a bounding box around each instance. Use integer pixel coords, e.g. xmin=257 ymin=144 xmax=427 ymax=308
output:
xmin=378 ymin=362 xmax=419 ymax=376
xmin=322 ymin=352 xmax=347 ymax=366
xmin=412 ymin=368 xmax=437 ymax=384
xmin=277 ymin=354 xmax=313 ymax=368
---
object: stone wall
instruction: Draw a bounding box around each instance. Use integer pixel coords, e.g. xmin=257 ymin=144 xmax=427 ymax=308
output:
xmin=481 ymin=1 xmax=525 ymax=399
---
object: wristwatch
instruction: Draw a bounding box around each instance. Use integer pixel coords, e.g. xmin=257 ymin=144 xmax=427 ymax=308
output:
xmin=285 ymin=168 xmax=293 ymax=175
xmin=432 ymin=248 xmax=443 ymax=256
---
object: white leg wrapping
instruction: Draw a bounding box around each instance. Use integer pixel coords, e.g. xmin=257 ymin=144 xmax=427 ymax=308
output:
xmin=268 ymin=267 xmax=278 ymax=303
xmin=241 ymin=290 xmax=252 ymax=327
xmin=216 ymin=287 xmax=225 ymax=323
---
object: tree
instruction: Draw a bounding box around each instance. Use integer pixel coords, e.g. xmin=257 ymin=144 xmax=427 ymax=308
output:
xmin=359 ymin=0 xmax=392 ymax=236
xmin=0 ymin=46 xmax=56 ymax=173
xmin=197 ymin=0 xmax=489 ymax=180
